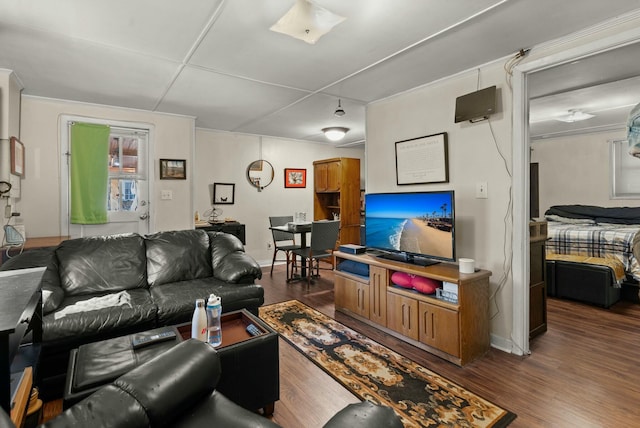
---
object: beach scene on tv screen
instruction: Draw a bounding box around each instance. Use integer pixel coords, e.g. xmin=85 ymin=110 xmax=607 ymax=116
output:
xmin=366 ymin=193 xmax=453 ymax=259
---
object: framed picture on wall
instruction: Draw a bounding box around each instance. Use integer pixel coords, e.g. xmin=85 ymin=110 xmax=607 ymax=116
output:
xmin=213 ymin=182 xmax=235 ymax=204
xmin=10 ymin=137 xmax=25 ymax=177
xmin=284 ymin=168 xmax=306 ymax=188
xmin=159 ymin=159 xmax=186 ymax=179
xmin=395 ymin=132 xmax=449 ymax=185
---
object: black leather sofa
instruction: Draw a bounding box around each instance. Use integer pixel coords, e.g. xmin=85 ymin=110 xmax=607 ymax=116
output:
xmin=0 ymin=340 xmax=403 ymax=428
xmin=1 ymin=229 xmax=264 ymax=399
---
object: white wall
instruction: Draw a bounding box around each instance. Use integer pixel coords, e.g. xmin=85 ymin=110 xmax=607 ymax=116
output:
xmin=18 ymin=96 xmax=195 ymax=238
xmin=15 ymin=95 xmax=363 ymax=264
xmin=194 ymin=128 xmax=364 ymax=265
xmin=366 ymin=62 xmax=514 ymax=345
xmin=531 ymin=129 xmax=639 ymax=215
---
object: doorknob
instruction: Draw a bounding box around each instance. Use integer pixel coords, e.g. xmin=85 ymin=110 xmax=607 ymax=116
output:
xmin=139 ymin=213 xmax=149 ymax=220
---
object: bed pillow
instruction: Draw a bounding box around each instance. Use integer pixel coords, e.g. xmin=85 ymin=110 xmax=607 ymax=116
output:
xmin=545 ymin=214 xmax=596 ymax=225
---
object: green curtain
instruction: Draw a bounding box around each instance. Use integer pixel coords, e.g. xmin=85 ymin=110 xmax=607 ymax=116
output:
xmin=70 ymin=122 xmax=109 ymax=224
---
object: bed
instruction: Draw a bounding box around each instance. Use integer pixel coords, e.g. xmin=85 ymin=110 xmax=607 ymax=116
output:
xmin=544 ymin=205 xmax=640 ymax=307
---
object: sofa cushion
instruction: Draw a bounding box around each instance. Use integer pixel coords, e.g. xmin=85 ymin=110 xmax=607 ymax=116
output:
xmin=43 ymin=288 xmax=157 ymax=342
xmin=146 ymin=230 xmax=213 ymax=286
xmin=150 ymin=278 xmax=265 ymax=325
xmin=56 ymin=234 xmax=147 ymax=296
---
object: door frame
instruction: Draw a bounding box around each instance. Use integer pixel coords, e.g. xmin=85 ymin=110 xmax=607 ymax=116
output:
xmin=59 ymin=115 xmax=156 ymax=237
xmin=511 ymin=19 xmax=640 ymax=355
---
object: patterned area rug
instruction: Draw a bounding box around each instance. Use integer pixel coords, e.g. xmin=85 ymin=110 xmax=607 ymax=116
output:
xmin=259 ymin=300 xmax=516 ymax=428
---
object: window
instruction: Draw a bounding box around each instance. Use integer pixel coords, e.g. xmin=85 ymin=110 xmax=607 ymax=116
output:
xmin=107 ymin=130 xmax=147 ymax=212
xmin=610 ymin=139 xmax=640 ymax=199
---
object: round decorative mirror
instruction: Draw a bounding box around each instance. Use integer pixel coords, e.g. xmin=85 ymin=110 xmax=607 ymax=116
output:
xmin=246 ymin=160 xmax=274 ymax=191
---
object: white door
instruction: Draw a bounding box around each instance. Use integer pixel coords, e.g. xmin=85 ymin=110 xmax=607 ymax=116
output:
xmin=62 ymin=120 xmax=151 ymax=238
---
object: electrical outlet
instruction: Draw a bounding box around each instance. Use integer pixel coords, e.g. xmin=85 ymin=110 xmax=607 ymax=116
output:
xmin=476 ymin=182 xmax=488 ymax=199
xmin=161 ymin=190 xmax=173 ymax=200
xmin=4 ymin=205 xmax=11 ymax=218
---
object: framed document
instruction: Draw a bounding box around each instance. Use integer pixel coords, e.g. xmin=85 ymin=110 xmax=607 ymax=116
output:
xmin=395 ymin=132 xmax=448 ymax=185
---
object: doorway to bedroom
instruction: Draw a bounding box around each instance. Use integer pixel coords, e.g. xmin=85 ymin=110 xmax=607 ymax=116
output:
xmin=514 ymin=34 xmax=640 ymax=353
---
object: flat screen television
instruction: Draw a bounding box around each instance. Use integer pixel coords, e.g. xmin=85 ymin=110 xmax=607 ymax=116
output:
xmin=364 ymin=191 xmax=455 ymax=266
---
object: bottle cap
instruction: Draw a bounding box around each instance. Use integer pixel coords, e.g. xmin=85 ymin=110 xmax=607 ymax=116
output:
xmin=195 ymin=298 xmax=205 ymax=307
xmin=208 ymin=294 xmax=220 ymax=304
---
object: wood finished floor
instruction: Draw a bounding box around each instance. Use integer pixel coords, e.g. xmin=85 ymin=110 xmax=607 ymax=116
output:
xmin=262 ymin=264 xmax=640 ymax=428
xmin=44 ymin=264 xmax=640 ymax=427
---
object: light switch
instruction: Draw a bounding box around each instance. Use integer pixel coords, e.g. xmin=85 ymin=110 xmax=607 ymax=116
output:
xmin=475 ymin=182 xmax=488 ymax=199
xmin=161 ymin=190 xmax=173 ymax=200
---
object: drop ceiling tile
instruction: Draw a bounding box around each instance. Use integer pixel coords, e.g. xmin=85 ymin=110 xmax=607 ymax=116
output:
xmin=157 ymin=65 xmax=310 ymax=130
xmin=329 ymin=0 xmax=640 ymax=102
xmin=189 ymin=0 xmax=503 ymax=92
xmin=0 ymin=0 xmax=223 ymax=61
xmin=237 ymin=93 xmax=366 ymax=144
xmin=0 ymin=23 xmax=179 ymax=110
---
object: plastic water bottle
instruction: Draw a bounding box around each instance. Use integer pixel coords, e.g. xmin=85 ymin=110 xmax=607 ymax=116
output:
xmin=206 ymin=294 xmax=222 ymax=347
xmin=191 ymin=299 xmax=207 ymax=341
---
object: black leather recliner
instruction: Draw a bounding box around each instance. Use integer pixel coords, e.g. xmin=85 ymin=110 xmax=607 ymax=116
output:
xmin=0 ymin=340 xmax=403 ymax=428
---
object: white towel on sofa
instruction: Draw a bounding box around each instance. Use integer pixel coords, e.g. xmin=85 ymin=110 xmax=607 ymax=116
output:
xmin=54 ymin=291 xmax=132 ymax=320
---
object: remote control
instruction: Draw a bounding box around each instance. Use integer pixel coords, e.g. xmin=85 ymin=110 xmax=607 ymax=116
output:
xmin=132 ymin=331 xmax=177 ymax=349
xmin=246 ymin=323 xmax=262 ymax=337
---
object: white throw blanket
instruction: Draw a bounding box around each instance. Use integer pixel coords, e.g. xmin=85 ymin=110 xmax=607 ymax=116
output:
xmin=54 ymin=291 xmax=132 ymax=320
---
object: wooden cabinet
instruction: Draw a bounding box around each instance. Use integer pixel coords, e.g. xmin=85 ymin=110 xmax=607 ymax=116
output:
xmin=369 ymin=266 xmax=387 ymax=325
xmin=314 ymin=160 xmax=342 ymax=192
xmin=529 ymin=221 xmax=548 ymax=338
xmin=334 ymin=252 xmax=491 ymax=366
xmin=313 ymin=158 xmax=360 ymax=246
xmin=419 ymin=301 xmax=459 ymax=357
xmin=387 ymin=292 xmax=418 ymax=340
xmin=335 ymin=274 xmax=369 ymax=318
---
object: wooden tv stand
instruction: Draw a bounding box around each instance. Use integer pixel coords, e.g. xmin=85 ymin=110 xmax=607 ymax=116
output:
xmin=333 ymin=251 xmax=491 ymax=366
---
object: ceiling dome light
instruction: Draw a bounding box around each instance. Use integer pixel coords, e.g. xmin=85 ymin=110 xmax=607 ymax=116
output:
xmin=270 ymin=0 xmax=346 ymax=45
xmin=555 ymin=109 xmax=595 ymax=123
xmin=322 ymin=127 xmax=349 ymax=141
xmin=334 ymin=99 xmax=345 ymax=117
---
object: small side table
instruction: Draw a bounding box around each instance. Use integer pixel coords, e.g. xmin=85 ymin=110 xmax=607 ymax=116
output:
xmin=0 ymin=268 xmax=45 ymax=422
xmin=196 ymin=222 xmax=246 ymax=244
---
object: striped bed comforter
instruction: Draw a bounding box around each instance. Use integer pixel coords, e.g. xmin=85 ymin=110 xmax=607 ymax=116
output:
xmin=546 ymin=221 xmax=640 ymax=281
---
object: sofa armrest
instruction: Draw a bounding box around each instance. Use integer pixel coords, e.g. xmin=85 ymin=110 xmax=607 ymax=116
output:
xmin=214 ymin=252 xmax=262 ymax=283
xmin=113 ymin=339 xmax=221 ymax=426
xmin=42 ymin=386 xmax=149 ymax=428
xmin=209 ymin=232 xmax=262 ymax=283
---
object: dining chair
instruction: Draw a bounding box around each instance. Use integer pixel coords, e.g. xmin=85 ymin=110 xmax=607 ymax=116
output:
xmin=290 ymin=220 xmax=340 ymax=285
xmin=269 ymin=216 xmax=300 ymax=277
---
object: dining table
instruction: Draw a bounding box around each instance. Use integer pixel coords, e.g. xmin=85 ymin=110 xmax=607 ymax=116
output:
xmin=269 ymin=222 xmax=312 ymax=280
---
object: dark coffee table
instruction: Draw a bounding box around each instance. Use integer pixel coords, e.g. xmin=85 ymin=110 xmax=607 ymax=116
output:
xmin=63 ymin=310 xmax=279 ymax=416
xmin=175 ymin=310 xmax=280 ymax=416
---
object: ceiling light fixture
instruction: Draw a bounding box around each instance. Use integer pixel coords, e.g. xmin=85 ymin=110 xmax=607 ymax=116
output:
xmin=555 ymin=109 xmax=595 ymax=123
xmin=270 ymin=0 xmax=346 ymax=45
xmin=334 ymin=99 xmax=345 ymax=117
xmin=322 ymin=127 xmax=349 ymax=141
